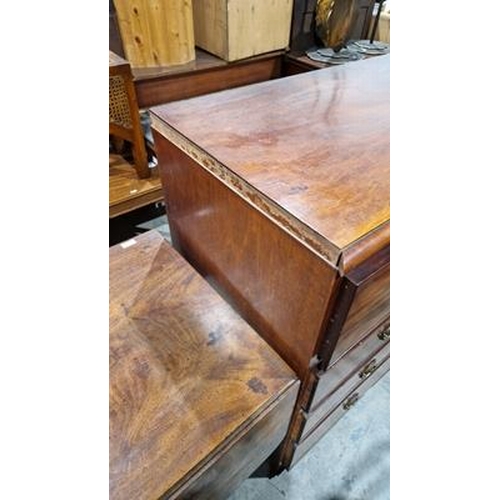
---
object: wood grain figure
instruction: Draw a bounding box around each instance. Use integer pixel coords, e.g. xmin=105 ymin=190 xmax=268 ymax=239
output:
xmin=150 ymin=55 xmax=390 ymax=471
xmin=192 ymin=0 xmax=293 ymax=61
xmin=113 ymin=0 xmax=195 ymax=68
xmin=110 ymin=231 xmax=299 ymax=499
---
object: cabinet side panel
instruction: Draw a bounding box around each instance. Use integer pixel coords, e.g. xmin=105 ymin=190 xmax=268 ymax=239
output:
xmin=114 ymin=0 xmax=195 ymax=67
xmin=155 ymin=135 xmax=337 ymax=378
xmin=227 ymin=0 xmax=293 ymax=61
xmin=192 ymin=0 xmax=228 ymax=59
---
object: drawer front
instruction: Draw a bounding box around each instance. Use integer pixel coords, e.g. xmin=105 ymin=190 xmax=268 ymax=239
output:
xmin=319 ymin=246 xmax=389 ymax=368
xmin=290 ymin=357 xmax=390 ymax=468
xmin=330 ymin=317 xmax=390 ymax=370
xmin=340 ymin=262 xmax=390 ymax=357
xmin=310 ymin=319 xmax=390 ymax=413
xmin=303 ymin=344 xmax=389 ymax=436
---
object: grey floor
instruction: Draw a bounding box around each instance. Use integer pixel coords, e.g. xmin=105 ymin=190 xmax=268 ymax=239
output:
xmin=229 ymin=374 xmax=389 ymax=500
xmin=136 ymin=214 xmax=390 ymax=500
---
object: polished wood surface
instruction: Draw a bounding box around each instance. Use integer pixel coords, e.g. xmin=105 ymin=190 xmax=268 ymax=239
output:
xmin=151 ymin=56 xmax=390 ymax=471
xmin=151 ymin=55 xmax=389 ymax=256
xmin=135 ymin=50 xmax=283 ymax=109
xmin=153 ymin=137 xmax=337 ymax=379
xmin=109 ymin=154 xmax=162 ymax=218
xmin=174 ymin=387 xmax=298 ymax=499
xmin=109 ymin=231 xmax=299 ymax=500
xmin=339 ymin=220 xmax=390 ymax=274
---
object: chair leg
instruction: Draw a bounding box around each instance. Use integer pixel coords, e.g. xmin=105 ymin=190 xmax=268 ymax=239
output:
xmin=131 ymin=127 xmax=150 ymax=179
xmin=126 ymin=76 xmax=151 ymax=179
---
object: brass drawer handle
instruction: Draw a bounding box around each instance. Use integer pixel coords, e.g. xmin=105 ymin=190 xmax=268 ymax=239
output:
xmin=343 ymin=393 xmax=359 ymax=411
xmin=359 ymin=359 xmax=377 ymax=379
xmin=378 ymin=326 xmax=390 ymax=341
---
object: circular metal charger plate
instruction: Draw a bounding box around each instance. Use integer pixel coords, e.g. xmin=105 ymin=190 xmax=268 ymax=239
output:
xmin=348 ymin=40 xmax=390 ymax=55
xmin=306 ymin=47 xmax=364 ymax=65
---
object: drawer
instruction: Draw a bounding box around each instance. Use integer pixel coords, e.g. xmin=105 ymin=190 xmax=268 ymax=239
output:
xmin=330 ymin=315 xmax=390 ymax=370
xmin=290 ymin=357 xmax=390 ymax=468
xmin=303 ymin=344 xmax=389 ymax=436
xmin=319 ymin=246 xmax=390 ymax=367
xmin=341 ymin=260 xmax=390 ymax=354
xmin=309 ymin=319 xmax=390 ymax=413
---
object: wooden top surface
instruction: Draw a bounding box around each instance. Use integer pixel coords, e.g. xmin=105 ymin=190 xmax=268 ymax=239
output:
xmin=132 ymin=49 xmax=284 ymax=81
xmin=151 ymin=55 xmax=389 ymax=261
xmin=131 ymin=48 xmax=223 ymax=80
xmin=109 ymin=50 xmax=129 ymax=69
xmin=109 ymin=154 xmax=163 ymax=218
xmin=109 ymin=231 xmax=297 ymax=500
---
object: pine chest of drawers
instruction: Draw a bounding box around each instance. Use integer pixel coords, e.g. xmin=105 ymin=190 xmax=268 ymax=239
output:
xmin=150 ymin=55 xmax=390 ymax=471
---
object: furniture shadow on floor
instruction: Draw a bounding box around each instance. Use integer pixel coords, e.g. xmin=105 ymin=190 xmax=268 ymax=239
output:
xmin=229 ymin=372 xmax=390 ymax=500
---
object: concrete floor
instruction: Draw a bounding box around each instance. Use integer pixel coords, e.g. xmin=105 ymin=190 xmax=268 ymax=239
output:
xmin=117 ymin=213 xmax=390 ymax=500
xmin=229 ymin=373 xmax=390 ymax=500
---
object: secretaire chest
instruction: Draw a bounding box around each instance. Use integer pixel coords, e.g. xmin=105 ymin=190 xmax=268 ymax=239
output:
xmin=150 ymin=55 xmax=390 ymax=471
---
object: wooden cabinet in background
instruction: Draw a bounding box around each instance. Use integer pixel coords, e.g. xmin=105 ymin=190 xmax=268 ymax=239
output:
xmin=150 ymin=55 xmax=390 ymax=471
xmin=192 ymin=0 xmax=294 ymax=61
xmin=113 ymin=0 xmax=195 ymax=68
xmin=109 ymin=0 xmax=125 ymax=58
xmin=350 ymin=0 xmax=377 ymax=41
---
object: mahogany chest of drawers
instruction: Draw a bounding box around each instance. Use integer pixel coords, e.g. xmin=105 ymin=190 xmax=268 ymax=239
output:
xmin=109 ymin=231 xmax=299 ymax=499
xmin=150 ymin=55 xmax=390 ymax=471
